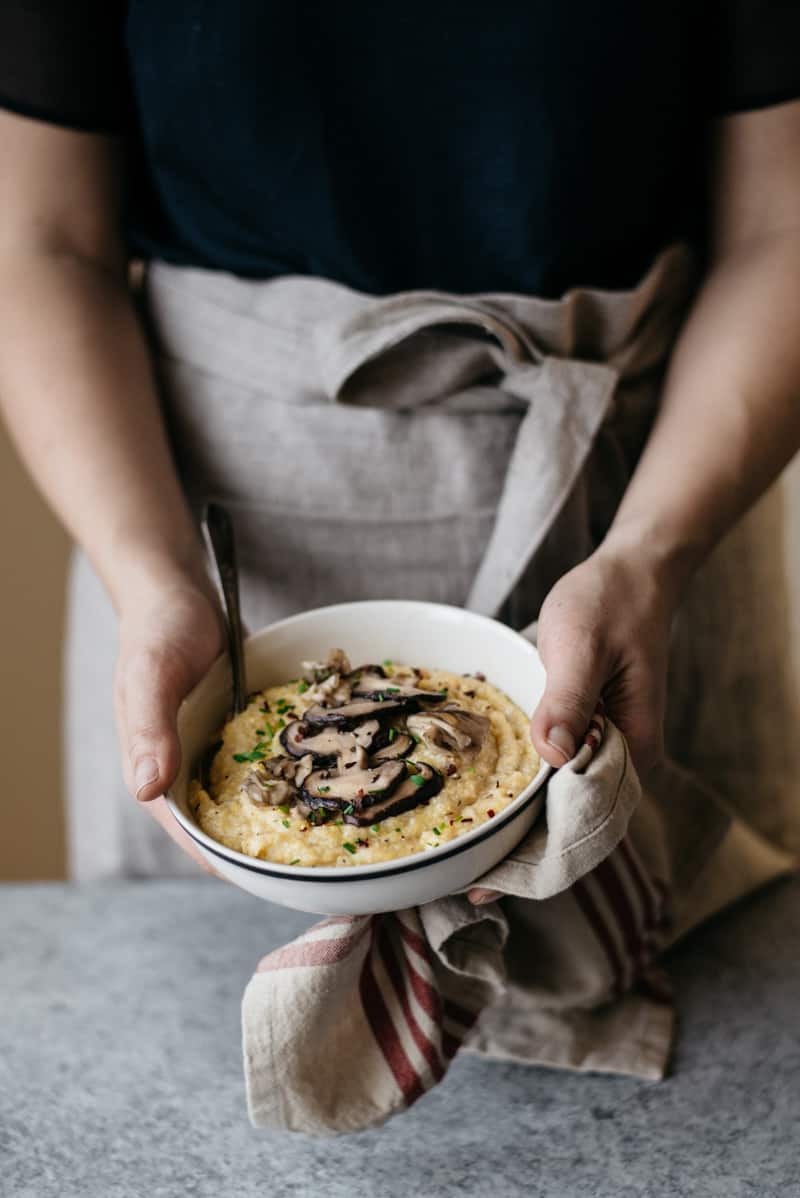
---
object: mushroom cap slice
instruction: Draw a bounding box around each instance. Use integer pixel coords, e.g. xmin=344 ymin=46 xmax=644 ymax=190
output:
xmin=301 ymin=760 xmax=406 ymax=811
xmin=343 ymin=762 xmax=443 ymax=825
xmin=351 ymin=669 xmax=448 ymax=708
xmin=372 ymin=732 xmax=415 ymax=761
xmin=302 ymin=699 xmax=403 ymax=727
xmin=280 ymin=718 xmax=380 ymax=763
xmin=406 ymin=707 xmax=489 ymax=758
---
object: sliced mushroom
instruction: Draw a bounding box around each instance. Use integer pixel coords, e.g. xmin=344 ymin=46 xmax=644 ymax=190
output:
xmin=301 ymin=647 xmax=352 ymax=683
xmin=301 ymin=760 xmax=405 ymax=810
xmin=406 ymin=707 xmax=489 ymax=759
xmin=302 ymin=698 xmax=403 ymax=727
xmin=372 ymin=731 xmax=415 ymax=761
xmin=238 ymin=761 xmax=292 ymax=807
xmin=293 ymin=753 xmax=315 ymax=788
xmin=239 ymin=751 xmax=317 ymax=807
xmin=280 ymin=718 xmax=380 ymax=765
xmin=352 ymin=669 xmax=448 ymax=707
xmin=343 ymin=762 xmax=443 ymax=825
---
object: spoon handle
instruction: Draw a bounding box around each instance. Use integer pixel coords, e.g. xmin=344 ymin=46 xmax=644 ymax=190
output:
xmin=201 ymin=501 xmax=248 ymax=714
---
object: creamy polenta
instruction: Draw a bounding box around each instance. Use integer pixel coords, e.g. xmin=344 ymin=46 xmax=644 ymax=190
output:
xmin=189 ymin=653 xmax=539 ymax=868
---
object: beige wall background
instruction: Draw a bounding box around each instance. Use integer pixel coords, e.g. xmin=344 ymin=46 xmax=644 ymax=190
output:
xmin=1 ymin=420 xmax=799 ymax=880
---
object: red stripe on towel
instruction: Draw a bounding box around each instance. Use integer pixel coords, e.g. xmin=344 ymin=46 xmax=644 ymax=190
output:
xmin=257 ymin=918 xmax=370 ymax=972
xmin=594 ymin=855 xmax=647 ymax=983
xmin=571 ymin=875 xmax=625 ymax=998
xmin=359 ymin=920 xmax=425 ymax=1107
xmin=617 ymin=839 xmax=658 ymax=931
xmin=376 ymin=921 xmax=445 ymax=1084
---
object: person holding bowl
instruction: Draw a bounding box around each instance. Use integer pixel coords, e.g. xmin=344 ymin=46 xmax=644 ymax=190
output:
xmin=0 ymin=2 xmax=799 ymax=899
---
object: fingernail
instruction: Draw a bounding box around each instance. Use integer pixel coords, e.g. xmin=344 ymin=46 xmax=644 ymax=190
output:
xmin=134 ymin=756 xmax=159 ymax=799
xmin=546 ymin=725 xmax=576 ymax=763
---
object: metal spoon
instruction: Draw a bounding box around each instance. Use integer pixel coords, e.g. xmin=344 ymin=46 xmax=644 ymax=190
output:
xmin=201 ymin=501 xmax=248 ymax=715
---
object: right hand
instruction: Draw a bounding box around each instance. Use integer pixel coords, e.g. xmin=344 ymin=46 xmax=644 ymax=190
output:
xmin=113 ymin=574 xmax=224 ymax=868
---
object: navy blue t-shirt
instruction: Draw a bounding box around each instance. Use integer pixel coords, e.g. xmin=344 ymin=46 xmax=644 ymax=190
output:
xmin=1 ymin=2 xmax=799 ymax=296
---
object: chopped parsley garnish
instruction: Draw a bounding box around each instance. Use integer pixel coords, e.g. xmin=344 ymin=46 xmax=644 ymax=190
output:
xmin=343 ymin=803 xmax=355 ymax=815
xmin=370 ymin=824 xmax=380 ymax=834
xmin=255 ymin=728 xmax=266 ymax=736
xmin=384 ymin=687 xmax=400 ymax=694
xmin=290 ymin=858 xmax=300 ymax=865
xmin=281 ymin=819 xmax=290 ymax=829
xmin=382 ymin=659 xmax=393 ymax=668
xmin=297 ymin=680 xmax=309 ymax=694
xmin=278 ymin=804 xmax=291 ymax=815
xmin=388 ymin=727 xmax=397 ymax=742
xmin=432 ymin=826 xmax=441 ymax=835
xmin=318 ymin=785 xmax=330 ymax=794
xmin=410 ymin=774 xmax=426 ymax=787
xmin=466 ymin=766 xmax=476 ymax=774
xmin=233 ymin=748 xmax=267 ymax=763
xmin=342 ymin=842 xmax=357 ymax=854
xmin=335 ymin=818 xmax=344 ymax=826
xmin=409 ymin=732 xmax=421 ymax=744
xmin=276 ymin=698 xmax=291 ymax=712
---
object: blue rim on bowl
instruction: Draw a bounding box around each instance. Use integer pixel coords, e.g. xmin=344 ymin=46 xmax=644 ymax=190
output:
xmin=167 ymin=763 xmax=551 ymax=882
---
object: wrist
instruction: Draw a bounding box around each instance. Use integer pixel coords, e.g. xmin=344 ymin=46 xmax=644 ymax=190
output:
xmin=104 ymin=526 xmax=215 ymax=618
xmin=597 ymin=517 xmax=708 ymax=609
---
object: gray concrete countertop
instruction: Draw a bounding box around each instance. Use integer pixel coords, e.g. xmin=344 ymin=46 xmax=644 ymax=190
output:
xmin=1 ymin=877 xmax=799 ymax=1198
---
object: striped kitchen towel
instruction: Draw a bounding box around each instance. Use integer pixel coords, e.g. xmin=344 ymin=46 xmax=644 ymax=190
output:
xmin=242 ymin=712 xmax=676 ymax=1135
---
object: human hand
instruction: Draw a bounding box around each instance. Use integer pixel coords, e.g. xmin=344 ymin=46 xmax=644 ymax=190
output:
xmin=468 ymin=543 xmax=679 ymax=907
xmin=113 ymin=572 xmax=224 ymax=870
xmin=528 ymin=542 xmax=681 ymax=777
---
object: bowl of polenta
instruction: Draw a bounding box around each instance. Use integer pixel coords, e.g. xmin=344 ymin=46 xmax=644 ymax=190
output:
xmin=166 ymin=600 xmax=551 ymax=915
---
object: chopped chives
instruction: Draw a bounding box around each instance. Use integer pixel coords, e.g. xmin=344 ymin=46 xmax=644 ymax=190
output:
xmin=281 ymin=819 xmax=290 ymax=828
xmin=343 ymin=842 xmax=357 ymax=854
xmin=290 ymin=858 xmax=300 ymax=865
xmin=297 ymin=680 xmax=309 ymax=694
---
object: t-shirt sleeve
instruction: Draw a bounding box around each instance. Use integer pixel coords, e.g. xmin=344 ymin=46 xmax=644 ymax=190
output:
xmin=713 ymin=0 xmax=800 ymax=115
xmin=0 ymin=0 xmax=129 ymax=134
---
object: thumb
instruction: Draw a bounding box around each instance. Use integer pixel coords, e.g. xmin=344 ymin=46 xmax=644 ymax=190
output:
xmin=530 ymin=632 xmax=607 ymax=767
xmin=115 ymin=645 xmax=188 ymax=802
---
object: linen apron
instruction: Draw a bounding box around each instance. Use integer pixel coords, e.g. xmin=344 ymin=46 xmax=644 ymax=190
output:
xmin=65 ymin=245 xmax=800 ymax=951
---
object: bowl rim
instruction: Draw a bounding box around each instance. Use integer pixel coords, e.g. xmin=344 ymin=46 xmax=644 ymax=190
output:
xmin=165 ymin=599 xmax=552 ymax=881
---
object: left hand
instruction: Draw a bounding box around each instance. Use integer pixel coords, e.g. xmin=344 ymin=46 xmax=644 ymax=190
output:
xmin=468 ymin=544 xmax=678 ymax=906
xmin=529 ymin=544 xmax=680 ymax=777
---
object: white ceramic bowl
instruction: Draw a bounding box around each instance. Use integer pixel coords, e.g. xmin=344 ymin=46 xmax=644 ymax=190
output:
xmin=166 ymin=600 xmax=551 ymax=914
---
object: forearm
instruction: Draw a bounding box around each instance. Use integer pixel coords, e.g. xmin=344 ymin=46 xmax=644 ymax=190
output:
xmin=0 ymin=249 xmax=207 ymax=610
xmin=604 ymin=230 xmax=800 ymax=596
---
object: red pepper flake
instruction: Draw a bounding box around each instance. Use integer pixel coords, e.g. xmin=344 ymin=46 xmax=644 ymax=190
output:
xmin=475 ymin=671 xmax=486 ymax=681
xmin=487 ymin=808 xmax=496 ymax=818
xmin=461 ymin=817 xmax=473 ymax=823
xmin=357 ymin=838 xmax=369 ymax=848
xmin=446 ymin=763 xmax=457 ymax=776
xmin=464 ymin=690 xmax=476 ymax=698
